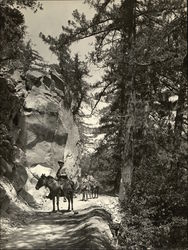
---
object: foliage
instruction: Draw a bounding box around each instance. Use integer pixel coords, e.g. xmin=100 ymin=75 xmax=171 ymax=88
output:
xmin=40 ymin=34 xmax=90 ymax=115
xmin=0 ymin=0 xmax=41 ymax=67
xmin=0 ymin=0 xmax=42 ymax=179
xmin=38 ymin=0 xmax=187 ymax=247
xmin=91 ymin=144 xmax=121 ymax=193
xmin=19 ymin=40 xmax=44 ymax=73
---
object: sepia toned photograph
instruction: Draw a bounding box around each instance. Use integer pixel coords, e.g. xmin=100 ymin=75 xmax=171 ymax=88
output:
xmin=0 ymin=0 xmax=187 ymax=249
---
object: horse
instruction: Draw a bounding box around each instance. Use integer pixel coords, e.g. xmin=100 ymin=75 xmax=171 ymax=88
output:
xmin=80 ymin=182 xmax=90 ymax=201
xmin=90 ymin=181 xmax=99 ymax=198
xmin=35 ymin=174 xmax=74 ymax=212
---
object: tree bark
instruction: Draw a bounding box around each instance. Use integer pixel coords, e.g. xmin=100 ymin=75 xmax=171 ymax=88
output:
xmin=119 ymin=0 xmax=136 ymax=202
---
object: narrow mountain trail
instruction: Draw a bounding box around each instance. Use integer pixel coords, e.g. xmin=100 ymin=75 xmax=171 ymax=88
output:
xmin=1 ymin=195 xmax=121 ymax=250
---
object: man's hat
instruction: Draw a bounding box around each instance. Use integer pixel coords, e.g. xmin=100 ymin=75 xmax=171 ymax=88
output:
xmin=58 ymin=160 xmax=64 ymax=164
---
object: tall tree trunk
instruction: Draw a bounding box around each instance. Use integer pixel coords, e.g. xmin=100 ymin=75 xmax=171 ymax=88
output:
xmin=119 ymin=0 xmax=136 ymax=202
xmin=119 ymin=76 xmax=136 ymax=202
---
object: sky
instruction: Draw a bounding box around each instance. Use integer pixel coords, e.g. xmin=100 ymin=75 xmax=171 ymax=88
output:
xmin=23 ymin=0 xmax=94 ymax=62
xmin=22 ymin=0 xmax=105 ymax=107
xmin=22 ymin=0 xmax=103 ymax=84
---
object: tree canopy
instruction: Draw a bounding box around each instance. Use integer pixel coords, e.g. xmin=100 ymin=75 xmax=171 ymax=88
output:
xmin=0 ymin=0 xmax=42 ymax=67
xmin=40 ymin=0 xmax=187 ymax=248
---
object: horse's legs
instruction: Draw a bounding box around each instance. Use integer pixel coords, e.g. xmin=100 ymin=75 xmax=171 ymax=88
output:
xmin=82 ymin=191 xmax=84 ymax=201
xmin=92 ymin=188 xmax=95 ymax=198
xmin=82 ymin=191 xmax=85 ymax=201
xmin=86 ymin=190 xmax=88 ymax=201
xmin=52 ymin=197 xmax=55 ymax=212
xmin=67 ymin=197 xmax=70 ymax=211
xmin=71 ymin=195 xmax=73 ymax=211
xmin=57 ymin=196 xmax=60 ymax=211
xmin=88 ymin=189 xmax=90 ymax=199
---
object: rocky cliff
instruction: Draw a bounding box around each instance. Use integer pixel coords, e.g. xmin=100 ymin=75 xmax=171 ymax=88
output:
xmin=23 ymin=70 xmax=81 ymax=175
xmin=0 ymin=68 xmax=82 ymax=212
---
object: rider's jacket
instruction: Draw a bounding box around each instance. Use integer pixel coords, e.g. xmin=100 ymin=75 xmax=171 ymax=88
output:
xmin=56 ymin=165 xmax=72 ymax=188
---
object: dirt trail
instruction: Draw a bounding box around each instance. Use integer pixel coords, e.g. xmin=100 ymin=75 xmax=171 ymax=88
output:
xmin=1 ymin=195 xmax=119 ymax=250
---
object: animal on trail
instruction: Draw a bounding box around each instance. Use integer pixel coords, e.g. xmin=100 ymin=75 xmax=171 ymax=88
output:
xmin=76 ymin=175 xmax=88 ymax=201
xmin=87 ymin=175 xmax=100 ymax=199
xmin=35 ymin=174 xmax=74 ymax=212
xmin=80 ymin=181 xmax=90 ymax=201
xmin=78 ymin=174 xmax=100 ymax=200
xmin=90 ymin=181 xmax=99 ymax=199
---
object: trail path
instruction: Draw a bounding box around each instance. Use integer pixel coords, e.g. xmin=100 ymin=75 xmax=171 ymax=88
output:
xmin=1 ymin=195 xmax=120 ymax=250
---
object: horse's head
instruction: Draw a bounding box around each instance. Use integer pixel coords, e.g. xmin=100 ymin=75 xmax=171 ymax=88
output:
xmin=35 ymin=174 xmax=46 ymax=190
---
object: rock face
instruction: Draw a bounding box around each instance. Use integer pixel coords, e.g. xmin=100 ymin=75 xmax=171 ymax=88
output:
xmin=24 ymin=84 xmax=68 ymax=169
xmin=23 ymin=71 xmax=81 ymax=177
xmin=0 ymin=75 xmax=29 ymax=210
xmin=0 ymin=69 xmax=82 ymax=210
xmin=0 ymin=77 xmax=23 ymax=176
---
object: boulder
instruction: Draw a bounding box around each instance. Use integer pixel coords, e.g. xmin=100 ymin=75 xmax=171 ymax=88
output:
xmin=13 ymin=147 xmax=27 ymax=167
xmin=0 ymin=69 xmax=82 ymax=209
xmin=23 ymin=73 xmax=81 ymax=178
xmin=0 ymin=185 xmax=10 ymax=210
xmin=18 ymin=189 xmax=38 ymax=208
xmin=0 ymin=177 xmax=17 ymax=212
xmin=30 ymin=164 xmax=52 ymax=177
xmin=0 ymin=76 xmax=23 ymax=178
xmin=24 ymin=166 xmax=51 ymax=204
xmin=0 ymin=156 xmax=12 ymax=176
xmin=11 ymin=164 xmax=28 ymax=192
xmin=26 ymin=70 xmax=44 ymax=80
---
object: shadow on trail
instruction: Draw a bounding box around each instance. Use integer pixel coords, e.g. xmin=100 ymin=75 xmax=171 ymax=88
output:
xmin=2 ymin=206 xmax=115 ymax=250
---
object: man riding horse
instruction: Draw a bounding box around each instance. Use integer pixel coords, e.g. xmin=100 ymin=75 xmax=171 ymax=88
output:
xmin=35 ymin=160 xmax=75 ymax=212
xmin=46 ymin=160 xmax=74 ymax=200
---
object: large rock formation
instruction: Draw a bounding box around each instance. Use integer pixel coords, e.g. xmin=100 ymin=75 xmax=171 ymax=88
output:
xmin=0 ymin=68 xmax=82 ymax=211
xmin=0 ymin=73 xmax=29 ymax=211
xmin=22 ymin=70 xmax=81 ymax=177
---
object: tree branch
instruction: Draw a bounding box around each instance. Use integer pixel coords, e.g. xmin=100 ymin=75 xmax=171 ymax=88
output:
xmin=71 ymin=24 xmax=117 ymax=43
xmin=90 ymin=81 xmax=113 ymax=115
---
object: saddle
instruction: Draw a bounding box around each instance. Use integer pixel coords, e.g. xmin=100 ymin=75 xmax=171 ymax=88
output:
xmin=59 ymin=178 xmax=74 ymax=195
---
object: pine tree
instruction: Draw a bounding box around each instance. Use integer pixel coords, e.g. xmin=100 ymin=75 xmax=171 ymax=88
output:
xmin=40 ymin=1 xmax=187 ymax=245
xmin=0 ymin=0 xmax=41 ymax=67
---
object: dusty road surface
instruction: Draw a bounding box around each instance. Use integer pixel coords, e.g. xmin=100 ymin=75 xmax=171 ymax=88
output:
xmin=1 ymin=195 xmax=120 ymax=250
